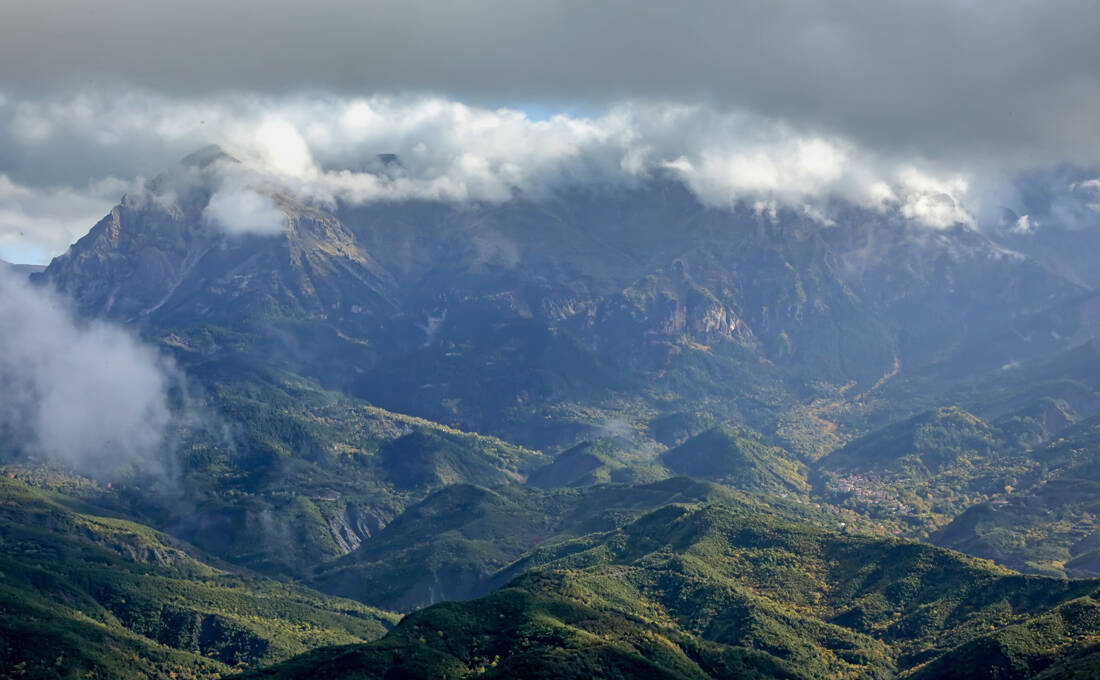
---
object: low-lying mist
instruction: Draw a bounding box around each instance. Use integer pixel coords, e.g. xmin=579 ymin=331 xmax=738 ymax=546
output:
xmin=0 ymin=266 xmax=176 ymax=477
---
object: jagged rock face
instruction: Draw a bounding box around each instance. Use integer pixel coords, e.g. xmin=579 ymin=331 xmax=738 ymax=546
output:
xmin=144 ymin=196 xmax=397 ymax=329
xmin=39 ymin=199 xmax=205 ymax=318
xmin=595 ymin=262 xmax=751 ymax=341
xmin=33 ymin=152 xmax=1093 ymax=444
xmin=37 ymin=163 xmax=398 ymax=332
xmin=327 ymin=504 xmax=385 ymax=553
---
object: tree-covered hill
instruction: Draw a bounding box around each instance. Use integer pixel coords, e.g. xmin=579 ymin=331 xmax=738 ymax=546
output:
xmin=662 ymin=425 xmax=809 ymax=495
xmin=935 ymin=414 xmax=1100 ymax=577
xmin=309 ymin=478 xmax=849 ymax=612
xmin=247 ymin=503 xmax=1100 ymax=679
xmin=77 ymin=366 xmax=550 ymax=580
xmin=0 ymin=475 xmax=398 ymax=679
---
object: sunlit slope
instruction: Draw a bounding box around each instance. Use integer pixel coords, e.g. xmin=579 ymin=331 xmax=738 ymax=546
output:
xmin=0 ymin=475 xmax=399 ymax=679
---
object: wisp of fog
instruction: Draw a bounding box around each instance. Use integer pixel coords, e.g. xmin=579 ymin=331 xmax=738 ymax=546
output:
xmin=0 ymin=266 xmax=174 ymax=477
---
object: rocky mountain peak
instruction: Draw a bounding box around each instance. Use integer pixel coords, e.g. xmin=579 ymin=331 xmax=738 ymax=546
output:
xmin=179 ymin=143 xmax=239 ymax=168
xmin=36 ymin=149 xmax=397 ymax=326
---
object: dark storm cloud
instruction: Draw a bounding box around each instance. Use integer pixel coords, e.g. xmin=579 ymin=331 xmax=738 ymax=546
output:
xmin=2 ymin=0 xmax=1099 ymax=163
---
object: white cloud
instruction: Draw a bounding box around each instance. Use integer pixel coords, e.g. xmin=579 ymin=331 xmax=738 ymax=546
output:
xmin=0 ymin=90 xmax=986 ymax=259
xmin=203 ymin=186 xmax=286 ymax=236
xmin=894 ymin=168 xmax=974 ymax=229
xmin=253 ymin=117 xmax=318 ymax=178
xmin=661 ymin=134 xmax=851 ymax=207
xmin=228 ymin=96 xmax=976 ymax=229
xmin=1077 ymin=178 xmax=1100 ymax=215
xmin=1011 ymin=214 xmax=1035 ymax=234
xmin=0 ymin=267 xmax=174 ymax=477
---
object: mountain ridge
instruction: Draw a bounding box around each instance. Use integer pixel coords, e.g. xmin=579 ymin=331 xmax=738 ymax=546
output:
xmin=34 ymin=151 xmax=1094 ymax=456
xmin=247 ymin=502 xmax=1100 ymax=679
xmin=8 ymin=148 xmax=1100 ymax=679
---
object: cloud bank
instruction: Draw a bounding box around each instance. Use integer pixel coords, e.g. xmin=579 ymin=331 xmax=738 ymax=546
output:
xmin=0 ymin=267 xmax=174 ymax=476
xmin=0 ymin=90 xmax=1005 ymax=262
xmin=1 ymin=1 xmax=1099 ymax=169
xmin=186 ymin=96 xmax=992 ymax=231
xmin=0 ymin=3 xmax=1098 ymax=260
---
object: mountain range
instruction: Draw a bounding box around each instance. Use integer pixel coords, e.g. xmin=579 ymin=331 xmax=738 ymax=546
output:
xmin=5 ymin=148 xmax=1100 ymax=678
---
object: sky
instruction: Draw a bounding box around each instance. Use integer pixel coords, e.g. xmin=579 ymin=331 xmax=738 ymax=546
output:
xmin=2 ymin=0 xmax=1100 ymax=262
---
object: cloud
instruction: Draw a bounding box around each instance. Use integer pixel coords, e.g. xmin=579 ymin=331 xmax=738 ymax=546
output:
xmin=1011 ymin=214 xmax=1035 ymax=234
xmin=997 ymin=169 xmax=1100 ymax=233
xmin=0 ymin=267 xmax=175 ymax=477
xmin=1078 ymin=179 xmax=1100 ymax=215
xmin=0 ymin=91 xmax=995 ymax=260
xmin=894 ymin=168 xmax=974 ymax=229
xmin=1 ymin=1 xmax=1099 ymax=169
xmin=0 ymin=173 xmax=139 ymax=263
xmin=254 ymin=117 xmax=317 ymax=178
xmin=203 ymin=186 xmax=287 ymax=236
xmin=226 ymin=98 xmax=979 ymax=229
